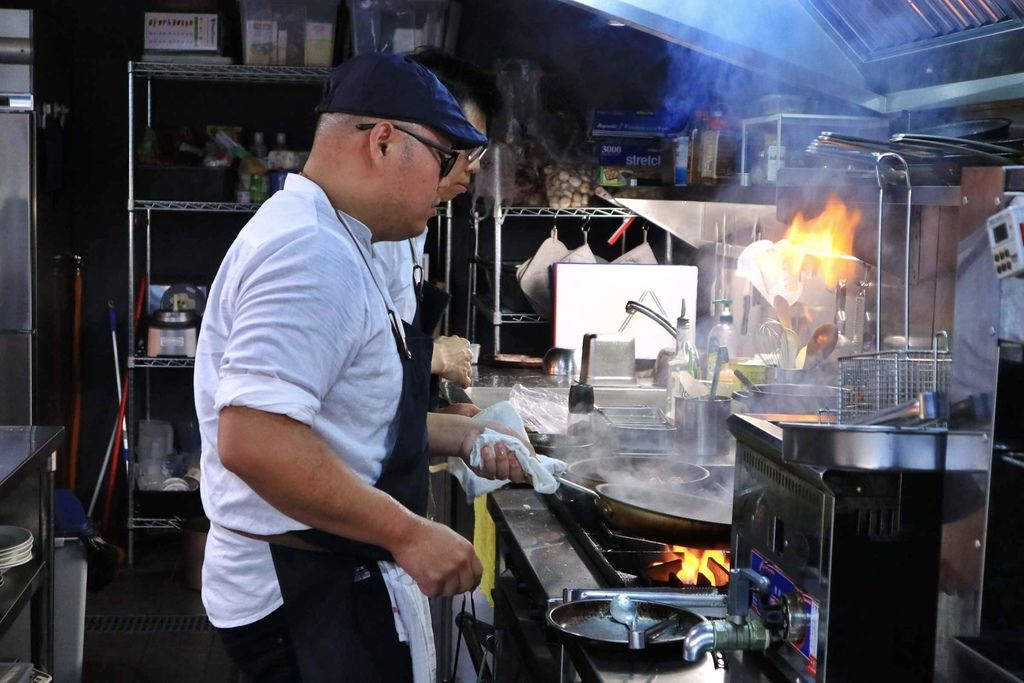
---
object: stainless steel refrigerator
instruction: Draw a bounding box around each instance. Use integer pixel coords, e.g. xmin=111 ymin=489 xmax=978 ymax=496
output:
xmin=0 ymin=8 xmax=71 ymax=426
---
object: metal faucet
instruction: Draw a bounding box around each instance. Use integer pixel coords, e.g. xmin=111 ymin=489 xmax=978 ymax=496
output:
xmin=624 ymin=300 xmax=676 ymax=337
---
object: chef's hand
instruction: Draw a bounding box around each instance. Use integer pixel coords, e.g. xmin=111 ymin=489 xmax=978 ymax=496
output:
xmin=431 ymin=336 xmax=473 ymax=388
xmin=459 ymin=421 xmax=533 ymax=483
xmin=435 ymin=402 xmax=481 ymax=418
xmin=391 ymin=516 xmax=482 ymax=597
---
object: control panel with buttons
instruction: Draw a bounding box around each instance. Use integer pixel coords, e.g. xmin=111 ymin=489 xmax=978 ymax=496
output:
xmin=987 ymin=204 xmax=1024 ymax=279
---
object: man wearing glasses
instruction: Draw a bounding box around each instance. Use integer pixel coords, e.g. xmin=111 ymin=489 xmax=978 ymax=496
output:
xmin=374 ymin=49 xmax=502 ymax=399
xmin=195 ymin=52 xmax=529 ymax=682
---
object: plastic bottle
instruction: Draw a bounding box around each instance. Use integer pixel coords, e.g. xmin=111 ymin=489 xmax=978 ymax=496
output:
xmin=250 ymin=131 xmax=268 ymax=161
xmin=665 ymin=300 xmax=701 ymax=420
xmin=687 ymin=110 xmax=707 ymax=187
xmin=706 ymin=299 xmax=738 ymax=377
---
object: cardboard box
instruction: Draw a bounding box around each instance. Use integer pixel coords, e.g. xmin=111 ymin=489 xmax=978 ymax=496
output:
xmin=597 ymin=141 xmax=662 ymax=168
xmin=144 ymin=13 xmax=219 ymax=52
xmin=590 ymin=110 xmax=686 ymax=139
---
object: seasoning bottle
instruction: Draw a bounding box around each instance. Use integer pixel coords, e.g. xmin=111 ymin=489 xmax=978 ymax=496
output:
xmin=665 ymin=300 xmax=700 ymax=420
xmin=700 ymin=109 xmax=737 ymax=185
xmin=273 ymin=132 xmax=287 ymax=151
xmin=250 ymin=131 xmax=268 ymax=162
xmin=706 ymin=299 xmax=737 ymax=377
xmin=687 ymin=110 xmax=707 ymax=186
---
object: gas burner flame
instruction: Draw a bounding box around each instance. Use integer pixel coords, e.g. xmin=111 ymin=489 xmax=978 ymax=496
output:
xmin=646 ymin=546 xmax=730 ymax=587
xmin=777 ymin=194 xmax=861 ymax=287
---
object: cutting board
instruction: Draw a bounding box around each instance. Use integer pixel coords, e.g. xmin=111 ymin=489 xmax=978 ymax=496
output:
xmin=552 ymin=263 xmax=698 ymax=359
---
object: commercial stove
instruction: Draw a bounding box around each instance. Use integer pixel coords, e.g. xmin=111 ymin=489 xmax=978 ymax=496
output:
xmin=487 ymin=411 xmax=950 ymax=683
xmin=488 ymin=487 xmax=731 ymax=683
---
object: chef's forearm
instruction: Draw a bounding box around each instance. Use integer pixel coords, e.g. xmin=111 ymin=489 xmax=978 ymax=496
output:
xmin=217 ymin=405 xmax=420 ymax=553
xmin=426 ymin=411 xmax=480 ymax=460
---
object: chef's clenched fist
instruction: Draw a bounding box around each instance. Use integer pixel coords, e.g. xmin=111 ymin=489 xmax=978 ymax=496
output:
xmin=431 ymin=335 xmax=473 ymax=388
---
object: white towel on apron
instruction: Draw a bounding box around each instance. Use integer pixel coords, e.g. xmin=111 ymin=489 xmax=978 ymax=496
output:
xmin=378 ymin=561 xmax=436 ymax=683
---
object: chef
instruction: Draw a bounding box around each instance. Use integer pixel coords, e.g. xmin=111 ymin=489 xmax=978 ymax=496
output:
xmin=195 ymin=52 xmax=529 ymax=682
xmin=374 ymin=48 xmax=502 ymax=397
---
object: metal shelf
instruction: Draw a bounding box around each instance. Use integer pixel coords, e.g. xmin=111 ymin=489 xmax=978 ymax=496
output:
xmin=502 ymin=207 xmax=635 ymax=218
xmin=472 ymin=296 xmax=546 ymax=324
xmin=130 ymin=61 xmax=330 ymax=84
xmin=0 ymin=559 xmax=47 ymax=637
xmin=132 ymin=200 xmax=261 ymax=213
xmin=129 ymin=357 xmax=195 ymax=369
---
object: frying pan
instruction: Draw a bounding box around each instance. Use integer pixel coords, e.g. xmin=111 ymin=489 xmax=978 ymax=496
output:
xmin=566 ymin=456 xmax=709 ymax=491
xmin=547 ymin=599 xmax=705 ymax=647
xmin=558 ymin=478 xmax=732 ymax=548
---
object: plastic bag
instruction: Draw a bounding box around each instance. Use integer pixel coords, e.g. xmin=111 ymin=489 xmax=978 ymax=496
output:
xmin=509 ymin=384 xmax=569 ymax=434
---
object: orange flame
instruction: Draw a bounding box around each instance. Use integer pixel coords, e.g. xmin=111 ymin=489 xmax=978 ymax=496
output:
xmin=648 ymin=546 xmax=731 ymax=587
xmin=778 ymin=194 xmax=861 ymax=287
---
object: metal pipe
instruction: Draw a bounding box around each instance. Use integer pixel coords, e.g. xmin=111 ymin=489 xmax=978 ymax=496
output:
xmin=682 ymin=621 xmax=716 ymax=662
xmin=624 ymin=300 xmax=676 ymax=337
xmin=682 ymin=617 xmax=772 ymax=662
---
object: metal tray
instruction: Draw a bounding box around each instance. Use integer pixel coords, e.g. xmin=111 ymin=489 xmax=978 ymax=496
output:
xmin=547 ymin=599 xmax=705 ymax=647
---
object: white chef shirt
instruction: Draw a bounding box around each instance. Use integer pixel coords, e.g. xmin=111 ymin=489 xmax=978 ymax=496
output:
xmin=195 ymin=173 xmax=405 ymax=628
xmin=373 ymin=231 xmax=428 ymax=324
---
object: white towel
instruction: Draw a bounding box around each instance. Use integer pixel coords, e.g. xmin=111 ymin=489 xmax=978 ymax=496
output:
xmin=446 ymin=401 xmax=568 ymax=502
xmin=378 ymin=561 xmax=435 ymax=683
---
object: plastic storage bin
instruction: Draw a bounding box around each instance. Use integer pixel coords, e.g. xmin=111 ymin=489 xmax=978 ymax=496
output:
xmin=54 ymin=490 xmax=90 ymax=683
xmin=347 ymin=0 xmax=450 ymax=55
xmin=239 ymin=0 xmax=340 ymax=65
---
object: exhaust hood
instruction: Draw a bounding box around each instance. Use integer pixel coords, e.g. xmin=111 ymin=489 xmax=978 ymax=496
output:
xmin=557 ymin=0 xmax=1024 ymax=113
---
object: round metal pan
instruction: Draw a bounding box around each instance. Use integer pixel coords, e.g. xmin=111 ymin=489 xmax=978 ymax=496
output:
xmin=528 ymin=432 xmax=591 ymax=459
xmin=913 ymin=118 xmax=1010 ymax=141
xmin=547 ymin=599 xmax=705 ymax=647
xmin=595 ymin=484 xmax=732 ymax=548
xmin=566 ymin=456 xmax=709 ymax=491
xmin=731 ymin=383 xmax=844 ymax=415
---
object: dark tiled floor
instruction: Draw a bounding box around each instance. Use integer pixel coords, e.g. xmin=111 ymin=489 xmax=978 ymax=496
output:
xmin=83 ymin=534 xmax=237 ymax=683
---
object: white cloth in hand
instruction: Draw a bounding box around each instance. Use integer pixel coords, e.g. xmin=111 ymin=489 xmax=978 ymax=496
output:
xmin=377 ymin=561 xmax=436 ymax=683
xmin=447 ymin=401 xmax=567 ymax=502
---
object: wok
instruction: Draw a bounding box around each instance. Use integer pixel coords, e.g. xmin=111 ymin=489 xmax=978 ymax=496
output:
xmin=547 ymin=599 xmax=705 ymax=647
xmin=558 ymin=477 xmax=732 ymax=548
xmin=566 ymin=456 xmax=709 ymax=491
xmin=732 ymin=383 xmax=843 ymax=415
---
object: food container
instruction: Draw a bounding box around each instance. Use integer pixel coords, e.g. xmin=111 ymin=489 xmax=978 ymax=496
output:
xmin=674 ymin=396 xmax=731 ymax=462
xmin=240 ymin=0 xmax=340 ymax=65
xmin=347 ymin=0 xmax=450 ymax=55
xmin=147 ymin=309 xmax=199 ymax=358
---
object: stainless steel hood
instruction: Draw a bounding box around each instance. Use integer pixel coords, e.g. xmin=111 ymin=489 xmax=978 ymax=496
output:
xmin=557 ymin=0 xmax=1024 ymax=113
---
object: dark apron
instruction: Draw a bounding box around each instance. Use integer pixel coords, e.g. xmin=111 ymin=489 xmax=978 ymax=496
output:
xmin=269 ymin=220 xmax=435 ymax=682
xmin=408 ymin=238 xmax=451 ymax=411
xmin=409 ymin=238 xmax=450 ymax=336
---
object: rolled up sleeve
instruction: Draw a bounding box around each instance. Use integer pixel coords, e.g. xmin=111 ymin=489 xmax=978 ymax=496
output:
xmin=214 ymin=226 xmax=366 ymax=425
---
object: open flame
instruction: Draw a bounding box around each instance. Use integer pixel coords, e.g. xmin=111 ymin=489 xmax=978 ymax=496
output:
xmin=646 ymin=546 xmax=730 ymax=587
xmin=777 ymin=194 xmax=861 ymax=287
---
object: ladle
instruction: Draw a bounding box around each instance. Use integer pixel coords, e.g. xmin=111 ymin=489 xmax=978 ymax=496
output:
xmin=804 ymin=323 xmax=839 ymax=371
xmin=609 ymin=594 xmax=638 ymax=631
xmin=733 ymin=368 xmax=759 ymax=393
xmin=708 ymin=347 xmax=729 ymax=399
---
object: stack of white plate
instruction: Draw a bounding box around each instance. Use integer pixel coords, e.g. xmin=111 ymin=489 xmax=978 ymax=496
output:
xmin=0 ymin=526 xmax=34 ymax=573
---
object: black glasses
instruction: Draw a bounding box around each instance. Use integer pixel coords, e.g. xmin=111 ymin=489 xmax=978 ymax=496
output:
xmin=356 ymin=122 xmax=459 ymax=178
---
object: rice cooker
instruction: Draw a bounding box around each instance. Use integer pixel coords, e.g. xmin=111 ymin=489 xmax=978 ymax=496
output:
xmin=147 ymin=309 xmax=198 ymax=357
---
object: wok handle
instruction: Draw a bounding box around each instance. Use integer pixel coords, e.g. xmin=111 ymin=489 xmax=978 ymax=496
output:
xmin=556 ymin=476 xmax=599 ymax=500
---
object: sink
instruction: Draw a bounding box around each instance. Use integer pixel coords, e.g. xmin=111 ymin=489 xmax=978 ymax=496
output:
xmin=465 ymin=384 xmax=668 ymax=410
